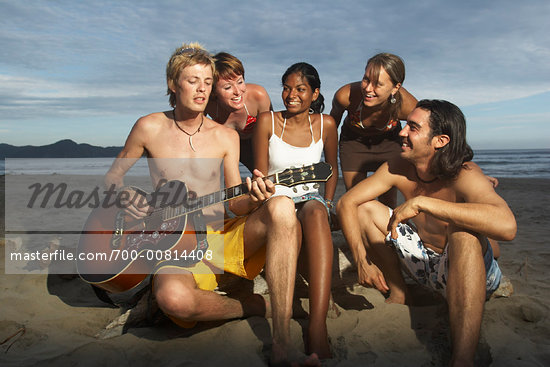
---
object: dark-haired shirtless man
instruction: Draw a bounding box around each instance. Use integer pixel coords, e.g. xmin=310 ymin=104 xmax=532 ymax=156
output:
xmin=337 ymin=99 xmax=516 ymax=367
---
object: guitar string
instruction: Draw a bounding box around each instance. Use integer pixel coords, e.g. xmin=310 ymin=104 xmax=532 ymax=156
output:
xmin=143 ymin=177 xmax=269 ymax=217
xmin=145 ymin=183 xmax=248 ymax=216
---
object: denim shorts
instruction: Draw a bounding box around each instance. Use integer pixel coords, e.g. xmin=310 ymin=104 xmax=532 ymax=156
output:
xmin=291 ymin=192 xmax=330 ymax=214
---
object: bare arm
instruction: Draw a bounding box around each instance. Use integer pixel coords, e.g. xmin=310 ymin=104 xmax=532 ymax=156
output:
xmin=329 ymin=84 xmax=351 ymax=129
xmin=229 ymin=119 xmax=275 ymax=215
xmin=103 ymin=116 xmax=154 ymax=218
xmin=389 ymin=164 xmax=517 ymax=241
xmin=321 ymin=114 xmax=338 ymax=202
xmin=104 ymin=118 xmax=149 ymax=188
xmin=252 ymin=111 xmax=272 ymax=176
xmin=337 ymin=163 xmax=395 ymax=267
xmin=397 ymin=87 xmax=418 ymax=120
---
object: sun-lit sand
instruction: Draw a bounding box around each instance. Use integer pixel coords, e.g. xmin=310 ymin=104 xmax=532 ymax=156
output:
xmin=1 ymin=175 xmax=549 ymax=366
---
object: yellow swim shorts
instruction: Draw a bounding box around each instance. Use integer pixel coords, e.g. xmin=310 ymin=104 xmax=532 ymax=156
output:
xmin=152 ymin=215 xmax=266 ymax=328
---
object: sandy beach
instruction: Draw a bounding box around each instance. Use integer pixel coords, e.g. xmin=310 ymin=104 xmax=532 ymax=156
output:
xmin=1 ymin=174 xmax=549 ymax=366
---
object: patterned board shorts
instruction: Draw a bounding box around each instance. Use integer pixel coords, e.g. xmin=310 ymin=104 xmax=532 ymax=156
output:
xmin=385 ymin=210 xmax=502 ymax=299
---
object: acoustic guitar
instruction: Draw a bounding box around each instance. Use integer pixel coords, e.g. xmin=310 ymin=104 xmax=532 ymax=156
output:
xmin=77 ymin=162 xmax=332 ymax=293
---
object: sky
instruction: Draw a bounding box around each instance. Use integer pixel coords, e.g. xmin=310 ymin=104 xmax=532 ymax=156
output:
xmin=1 ymin=0 xmax=549 ymax=150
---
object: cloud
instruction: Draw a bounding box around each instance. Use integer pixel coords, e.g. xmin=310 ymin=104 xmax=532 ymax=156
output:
xmin=0 ymin=0 xmax=549 ymax=147
xmin=0 ymin=74 xmax=164 ymax=120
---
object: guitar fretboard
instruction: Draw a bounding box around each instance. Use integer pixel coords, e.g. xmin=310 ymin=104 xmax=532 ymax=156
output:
xmin=162 ymin=182 xmax=251 ymax=221
xmin=157 ymin=163 xmax=330 ymax=222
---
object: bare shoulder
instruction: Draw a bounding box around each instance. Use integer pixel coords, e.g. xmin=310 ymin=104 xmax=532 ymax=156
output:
xmin=204 ymin=116 xmax=239 ymax=140
xmin=246 ymin=83 xmax=269 ymax=100
xmin=321 ymin=113 xmax=337 ymax=130
xmin=129 ymin=111 xmax=170 ymax=143
xmin=455 ymin=161 xmax=487 ymax=182
xmin=116 ymin=111 xmax=170 ymax=159
xmin=256 ymin=110 xmax=273 ymax=126
xmin=453 ymin=162 xmax=501 ymax=202
xmin=385 ymin=155 xmax=416 ymax=189
xmin=246 ymin=83 xmax=271 ymax=114
xmin=134 ymin=111 xmax=168 ymax=131
xmin=257 ymin=109 xmax=273 ymax=119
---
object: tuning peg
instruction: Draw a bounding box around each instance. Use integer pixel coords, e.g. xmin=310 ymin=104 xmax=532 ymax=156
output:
xmin=313 ymin=183 xmax=320 ymax=189
xmin=293 ymin=187 xmax=298 ymax=193
xmin=302 ymin=184 xmax=309 ymax=191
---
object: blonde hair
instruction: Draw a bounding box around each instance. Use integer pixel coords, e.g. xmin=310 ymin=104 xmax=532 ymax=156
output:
xmin=166 ymin=42 xmax=215 ymax=108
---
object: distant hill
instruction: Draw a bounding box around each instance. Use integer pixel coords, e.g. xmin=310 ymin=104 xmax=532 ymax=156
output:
xmin=0 ymin=139 xmax=123 ymax=158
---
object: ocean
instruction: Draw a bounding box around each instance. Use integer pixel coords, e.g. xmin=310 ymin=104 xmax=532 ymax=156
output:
xmin=470 ymin=149 xmax=550 ymax=179
xmin=1 ymin=149 xmax=549 ymax=178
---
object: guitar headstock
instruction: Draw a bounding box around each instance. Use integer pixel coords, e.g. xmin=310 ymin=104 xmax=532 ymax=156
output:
xmin=274 ymin=162 xmax=333 ymax=187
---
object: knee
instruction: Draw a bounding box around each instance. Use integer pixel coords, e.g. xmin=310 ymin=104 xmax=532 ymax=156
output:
xmin=309 ymin=206 xmax=329 ymax=226
xmin=335 ymin=194 xmax=347 ymax=217
xmin=357 ymin=200 xmax=385 ymax=222
xmin=265 ymin=196 xmax=297 ymax=225
xmin=447 ymin=227 xmax=484 ymax=257
xmin=155 ymin=283 xmax=199 ymax=320
xmin=300 ymin=201 xmax=328 ymax=223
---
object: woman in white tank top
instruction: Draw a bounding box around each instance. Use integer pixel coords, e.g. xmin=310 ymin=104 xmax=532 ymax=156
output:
xmin=253 ymin=63 xmax=338 ymax=359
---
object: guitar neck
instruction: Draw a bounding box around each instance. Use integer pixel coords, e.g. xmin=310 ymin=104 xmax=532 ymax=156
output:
xmin=163 ymin=173 xmax=278 ymax=220
xmin=196 ymin=173 xmax=280 ymax=207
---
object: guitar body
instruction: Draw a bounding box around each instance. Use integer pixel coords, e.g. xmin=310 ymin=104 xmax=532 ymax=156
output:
xmin=77 ymin=180 xmax=197 ymax=293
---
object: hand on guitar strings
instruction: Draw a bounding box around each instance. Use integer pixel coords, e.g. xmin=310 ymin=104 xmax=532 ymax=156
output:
xmin=246 ymin=169 xmax=276 ymax=204
xmin=120 ymin=188 xmax=152 ymax=220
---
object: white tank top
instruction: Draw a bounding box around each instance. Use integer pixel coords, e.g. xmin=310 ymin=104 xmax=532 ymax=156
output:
xmin=268 ymin=111 xmax=324 ymax=198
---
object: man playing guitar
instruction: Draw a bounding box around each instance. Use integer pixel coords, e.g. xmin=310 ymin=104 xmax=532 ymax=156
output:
xmin=102 ymin=43 xmax=319 ymax=366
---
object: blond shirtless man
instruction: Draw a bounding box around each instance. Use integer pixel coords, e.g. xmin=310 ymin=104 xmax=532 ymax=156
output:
xmin=105 ymin=43 xmax=318 ymax=366
xmin=337 ymin=99 xmax=516 ymax=367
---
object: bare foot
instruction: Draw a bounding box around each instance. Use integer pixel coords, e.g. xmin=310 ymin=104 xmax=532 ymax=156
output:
xmin=384 ymin=289 xmax=406 ymax=304
xmin=307 ymin=332 xmax=331 ymax=360
xmin=302 ymin=353 xmax=321 ymax=366
xmin=271 ymin=342 xmax=320 ymax=367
